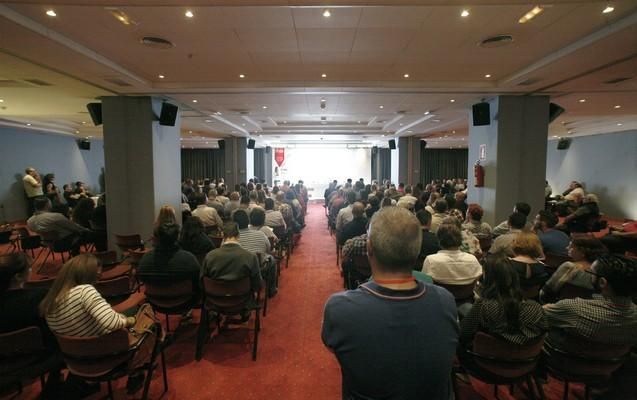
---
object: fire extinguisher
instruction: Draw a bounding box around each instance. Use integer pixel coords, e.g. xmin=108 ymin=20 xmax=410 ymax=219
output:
xmin=474 ymin=160 xmax=485 ymax=187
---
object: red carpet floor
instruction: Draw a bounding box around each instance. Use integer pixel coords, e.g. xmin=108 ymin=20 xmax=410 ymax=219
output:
xmin=7 ymin=204 xmax=627 ymax=399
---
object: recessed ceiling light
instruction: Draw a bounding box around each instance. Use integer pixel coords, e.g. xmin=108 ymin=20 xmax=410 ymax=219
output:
xmin=158 ymin=74 xmax=165 ymax=79
xmin=192 ymin=99 xmax=198 ymax=103
xmin=323 ymin=9 xmax=331 ymax=17
xmin=379 ymin=105 xmax=384 ymax=109
xmin=283 ymin=121 xmax=287 ymax=124
xmin=242 ymin=123 xmax=246 ymax=126
xmin=424 ymin=111 xmax=430 ymax=115
xmin=578 ymin=99 xmax=586 ymax=103
xmin=262 ymin=106 xmax=268 ymax=109
xmin=321 ymin=98 xmax=326 ymax=103
xmin=46 ymin=9 xmax=57 ymax=17
xmin=185 ymin=10 xmax=194 ymax=18
xmin=460 ymin=9 xmax=470 ymax=17
xmin=26 ymin=123 xmax=31 ymax=126
xmin=602 ymin=5 xmax=615 ymax=14
xmin=75 ymin=130 xmax=80 ymax=134
xmin=399 ymin=123 xmax=403 ymax=126
xmin=0 ymin=99 xmax=4 ymax=102
xmin=321 ymin=73 xmax=327 ymax=78
xmin=180 ymin=138 xmax=183 ymax=141
xmin=450 ymin=99 xmax=456 ymax=103
xmin=518 ymin=6 xmax=544 ymax=23
xmin=357 ymin=120 xmax=361 ymax=123
xmin=614 ymin=105 xmax=621 ymax=109
xmin=239 ymin=74 xmax=245 ymax=79
xmin=617 ymin=123 xmax=623 ymax=126
xmin=403 ymin=73 xmax=410 ymax=78
xmin=381 ymin=134 xmax=385 ymax=137
xmin=552 ymin=135 xmax=558 ymax=138
xmin=484 ymin=74 xmax=491 ymax=78
xmin=81 ymin=121 xmax=86 ymax=124
xmin=406 ymin=130 xmax=413 ymax=133
xmin=205 ymin=119 xmax=212 ymax=123
xmin=188 ymin=130 xmax=192 ymax=133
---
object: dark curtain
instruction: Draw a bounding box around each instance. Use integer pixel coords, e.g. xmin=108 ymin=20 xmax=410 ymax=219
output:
xmin=181 ymin=149 xmax=225 ymax=181
xmin=254 ymin=148 xmax=265 ymax=181
xmin=378 ymin=148 xmax=391 ymax=182
xmin=420 ymin=149 xmax=468 ymax=184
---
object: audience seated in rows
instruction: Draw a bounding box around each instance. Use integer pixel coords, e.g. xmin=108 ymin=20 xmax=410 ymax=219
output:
xmin=179 ymin=216 xmax=215 ymax=262
xmin=602 ymin=219 xmax=637 ymax=254
xmin=422 ymin=224 xmax=482 ymax=285
xmin=443 ymin=216 xmax=482 ymax=257
xmin=335 ymin=191 xmax=357 ymax=233
xmin=492 ymin=202 xmax=532 ymax=237
xmin=534 ymin=210 xmax=570 ymax=256
xmin=264 ymin=198 xmax=286 ymax=230
xmin=323 ymin=207 xmax=458 ymax=400
xmin=557 ymin=193 xmax=600 ymax=234
xmin=337 ymin=202 xmax=367 ymax=246
xmin=462 ymin=204 xmax=492 ymax=238
xmin=430 ymin=199 xmax=448 ymax=233
xmin=489 ymin=212 xmax=528 ymax=256
xmin=415 ymin=210 xmax=440 ymax=262
xmin=540 ymin=238 xmax=608 ymax=303
xmin=508 ymin=232 xmax=548 ymax=290
xmin=192 ymin=193 xmax=223 ymax=233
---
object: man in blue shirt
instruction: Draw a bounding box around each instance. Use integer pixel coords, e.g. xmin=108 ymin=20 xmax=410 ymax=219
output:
xmin=322 ymin=207 xmax=458 ymax=400
xmin=535 ymin=210 xmax=570 ymax=256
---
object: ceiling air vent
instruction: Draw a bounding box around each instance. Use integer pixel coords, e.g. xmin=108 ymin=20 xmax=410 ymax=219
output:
xmin=604 ymin=77 xmax=631 ymax=84
xmin=140 ymin=36 xmax=174 ymax=50
xmin=24 ymin=78 xmax=52 ymax=86
xmin=104 ymin=77 xmax=132 ymax=87
xmin=478 ymin=34 xmax=514 ymax=48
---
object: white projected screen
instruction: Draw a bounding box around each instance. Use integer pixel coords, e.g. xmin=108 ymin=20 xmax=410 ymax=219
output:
xmin=274 ymin=147 xmax=371 ymax=200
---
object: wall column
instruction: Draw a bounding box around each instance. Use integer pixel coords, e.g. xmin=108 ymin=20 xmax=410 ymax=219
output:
xmin=398 ymin=137 xmax=422 ymax=185
xmin=467 ymin=95 xmax=549 ymax=226
xmin=102 ymin=96 xmax=181 ymax=251
xmin=222 ymin=138 xmax=247 ymax=190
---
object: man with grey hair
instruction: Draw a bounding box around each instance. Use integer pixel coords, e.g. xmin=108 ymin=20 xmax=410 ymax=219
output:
xmin=322 ymin=207 xmax=458 ymax=400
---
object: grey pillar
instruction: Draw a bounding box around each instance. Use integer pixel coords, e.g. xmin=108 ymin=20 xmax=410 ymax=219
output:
xmin=398 ymin=137 xmax=422 ymax=185
xmin=264 ymin=147 xmax=273 ymax=186
xmin=467 ymin=95 xmax=549 ymax=226
xmin=102 ymin=96 xmax=182 ymax=252
xmin=223 ymin=138 xmax=247 ymax=191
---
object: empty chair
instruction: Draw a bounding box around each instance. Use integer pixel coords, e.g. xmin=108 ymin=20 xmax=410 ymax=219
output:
xmin=15 ymin=227 xmax=43 ymax=259
xmin=114 ymin=234 xmax=144 ymax=254
xmin=39 ymin=230 xmax=74 ymax=272
xmin=196 ymin=276 xmax=261 ymax=361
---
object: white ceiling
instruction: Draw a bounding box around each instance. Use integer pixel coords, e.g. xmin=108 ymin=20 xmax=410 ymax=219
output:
xmin=0 ymin=1 xmax=636 ymax=148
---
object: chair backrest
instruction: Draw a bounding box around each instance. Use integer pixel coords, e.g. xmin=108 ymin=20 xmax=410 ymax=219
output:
xmin=208 ymin=235 xmax=223 ymax=249
xmin=114 ymin=234 xmax=144 ymax=251
xmin=544 ymin=333 xmax=631 ymax=378
xmin=202 ymin=276 xmax=253 ymax=315
xmin=434 ymin=280 xmax=476 ymax=303
xmin=16 ymin=227 xmax=41 ymax=249
xmin=272 ymin=226 xmax=286 ymax=239
xmin=472 ymin=332 xmax=545 ymax=378
xmin=127 ymin=248 xmax=149 ymax=264
xmin=558 ymin=282 xmax=594 ymax=300
xmin=39 ymin=230 xmax=61 ymax=244
xmin=351 ymin=255 xmax=371 ymax=277
xmin=24 ymin=277 xmax=56 ymax=290
xmin=93 ymin=251 xmax=120 ymax=267
xmin=544 ymin=253 xmax=572 ymax=269
xmin=141 ymin=277 xmax=195 ymax=310
xmin=56 ymin=329 xmax=131 ymax=377
xmin=0 ymin=326 xmax=45 ymax=357
xmin=520 ymin=284 xmax=540 ymax=300
xmin=94 ymin=276 xmax=132 ymax=302
xmin=0 ymin=229 xmax=11 ymax=244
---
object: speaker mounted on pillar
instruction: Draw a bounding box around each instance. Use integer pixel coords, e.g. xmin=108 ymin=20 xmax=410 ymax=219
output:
xmin=549 ymin=102 xmax=565 ymax=123
xmin=557 ymin=138 xmax=571 ymax=150
xmin=86 ymin=103 xmax=102 ymax=126
xmin=265 ymin=146 xmax=271 ymax=154
xmin=472 ymin=102 xmax=490 ymax=126
xmin=159 ymin=102 xmax=179 ymax=126
xmin=247 ymin=139 xmax=256 ymax=149
xmin=388 ymin=139 xmax=396 ymax=150
xmin=372 ymin=146 xmax=378 ymax=155
xmin=218 ymin=140 xmax=225 ymax=150
xmin=420 ymin=140 xmax=427 ymax=150
xmin=77 ymin=139 xmax=91 ymax=150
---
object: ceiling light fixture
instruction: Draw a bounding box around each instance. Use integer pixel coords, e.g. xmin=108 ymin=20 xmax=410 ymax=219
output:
xmin=518 ymin=6 xmax=544 ymax=23
xmin=108 ymin=9 xmax=135 ymax=25
xmin=26 ymin=123 xmax=31 ymax=126
xmin=262 ymin=106 xmax=268 ymax=109
xmin=323 ymin=9 xmax=331 ymax=17
xmin=424 ymin=111 xmax=430 ymax=115
xmin=602 ymin=4 xmax=615 ymax=14
xmin=617 ymin=123 xmax=623 ymax=126
xmin=239 ymin=74 xmax=245 ymax=79
xmin=450 ymin=99 xmax=456 ymax=103
xmin=46 ymin=9 xmax=57 ymax=17
xmin=460 ymin=9 xmax=470 ymax=17
xmin=185 ymin=10 xmax=194 ymax=18
xmin=403 ymin=73 xmax=410 ymax=78
xmin=485 ymin=74 xmax=491 ymax=78
xmin=321 ymin=73 xmax=327 ymax=78
xmin=379 ymin=105 xmax=384 ymax=109
xmin=192 ymin=99 xmax=198 ymax=103
xmin=0 ymin=99 xmax=4 ymax=102
xmin=158 ymin=74 xmax=165 ymax=79
xmin=578 ymin=99 xmax=586 ymax=103
xmin=614 ymin=105 xmax=621 ymax=109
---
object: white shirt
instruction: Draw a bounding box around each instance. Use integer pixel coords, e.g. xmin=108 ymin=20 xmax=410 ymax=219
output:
xmin=336 ymin=205 xmax=354 ymax=232
xmin=422 ymin=249 xmax=482 ymax=285
xmin=23 ymin=174 xmax=43 ymax=198
xmin=430 ymin=213 xmax=447 ymax=233
xmin=192 ymin=205 xmax=223 ymax=228
xmin=397 ymin=194 xmax=418 ymax=207
xmin=265 ymin=209 xmax=286 ymax=229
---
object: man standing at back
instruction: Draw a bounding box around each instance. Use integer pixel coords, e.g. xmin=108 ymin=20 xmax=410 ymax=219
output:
xmin=322 ymin=207 xmax=458 ymax=400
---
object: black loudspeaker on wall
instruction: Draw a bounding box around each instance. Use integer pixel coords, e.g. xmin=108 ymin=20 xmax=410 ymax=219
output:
xmin=247 ymin=139 xmax=256 ymax=149
xmin=371 ymin=146 xmax=378 ymax=155
xmin=420 ymin=140 xmax=427 ymax=150
xmin=472 ymin=102 xmax=490 ymax=126
xmin=557 ymin=138 xmax=572 ymax=150
xmin=218 ymin=140 xmax=225 ymax=150
xmin=159 ymin=103 xmax=179 ymax=126
xmin=265 ymin=146 xmax=271 ymax=154
xmin=388 ymin=139 xmax=396 ymax=150
xmin=549 ymin=102 xmax=565 ymax=123
xmin=77 ymin=139 xmax=91 ymax=151
xmin=86 ymin=103 xmax=102 ymax=126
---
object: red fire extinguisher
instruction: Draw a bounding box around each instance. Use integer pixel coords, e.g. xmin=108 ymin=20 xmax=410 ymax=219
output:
xmin=474 ymin=160 xmax=485 ymax=187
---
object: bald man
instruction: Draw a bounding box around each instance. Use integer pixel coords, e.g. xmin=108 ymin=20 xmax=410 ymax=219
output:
xmin=337 ymin=202 xmax=367 ymax=246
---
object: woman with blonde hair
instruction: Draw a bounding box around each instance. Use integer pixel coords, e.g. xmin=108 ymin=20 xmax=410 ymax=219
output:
xmin=509 ymin=232 xmax=548 ymax=289
xmin=155 ymin=205 xmax=177 ymax=227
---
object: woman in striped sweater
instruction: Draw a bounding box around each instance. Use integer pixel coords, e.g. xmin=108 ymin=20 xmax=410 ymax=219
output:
xmin=40 ymin=254 xmax=135 ymax=337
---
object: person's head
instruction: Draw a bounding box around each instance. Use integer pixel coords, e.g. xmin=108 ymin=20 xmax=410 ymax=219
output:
xmin=25 ymin=167 xmax=37 ymax=176
xmin=404 ymin=185 xmax=412 ymax=194
xmin=39 ymin=254 xmax=101 ymax=316
xmin=367 ymin=207 xmax=421 ymax=274
xmin=216 ymin=186 xmax=225 ymax=196
xmin=568 ymin=237 xmax=607 ymax=263
xmin=437 ymin=224 xmax=462 ymax=250
xmin=194 ymin=192 xmax=207 ymax=206
xmin=480 ymin=253 xmax=522 ymax=330
xmin=207 ymin=190 xmax=217 ymax=200
xmin=508 ymin=212 xmax=527 ymax=230
xmin=154 ymin=222 xmax=180 ymax=248
xmin=249 ymin=191 xmax=258 ymax=202
xmin=72 ymin=198 xmax=95 ymax=218
xmin=181 ymin=216 xmax=205 ymax=241
xmin=285 ymin=190 xmax=296 ymax=201
xmin=368 ymin=196 xmax=380 ymax=209
xmin=34 ymin=197 xmax=51 ymax=212
xmin=0 ymin=253 xmax=32 ymax=294
xmin=43 ymin=173 xmax=55 ymax=183
xmin=427 ymin=192 xmax=440 ymax=206
xmin=240 ymin=195 xmax=250 ymax=206
xmin=250 ymin=207 xmax=266 ymax=227
xmin=276 ymin=192 xmax=285 ymax=203
xmin=454 ymin=191 xmax=466 ymax=202
xmin=264 ymin=198 xmax=275 ymax=211
xmin=584 ymin=193 xmax=599 ymax=204
xmin=513 ymin=202 xmax=531 ymax=217
xmin=591 ymin=254 xmax=637 ymax=297
xmin=63 ymin=184 xmax=72 ymax=192
xmin=223 ymin=221 xmax=240 ymax=240
xmin=229 ymin=191 xmax=240 ymax=202
xmin=416 ymin=210 xmax=432 ymax=229
xmin=346 ymin=191 xmax=356 ymax=205
xmin=511 ymin=232 xmax=543 ymax=259
xmin=467 ymin=204 xmax=484 ymax=222
xmin=381 ymin=197 xmax=393 ymax=208
xmin=352 ymin=202 xmax=365 ymax=219
xmin=444 ymin=194 xmax=456 ymax=210
xmin=433 ymin=199 xmax=448 ymax=214
xmin=156 ymin=205 xmax=177 ymax=226
xmin=535 ymin=210 xmax=558 ymax=231
xmin=441 ymin=216 xmax=462 ymax=229
xmin=233 ymin=209 xmax=250 ymax=229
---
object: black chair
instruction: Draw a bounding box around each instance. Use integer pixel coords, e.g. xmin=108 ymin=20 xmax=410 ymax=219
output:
xmin=557 ymin=282 xmax=594 ymax=300
xmin=15 ymin=227 xmax=43 ymax=260
xmin=196 ymin=276 xmax=261 ymax=362
xmin=345 ymin=254 xmax=372 ymax=290
xmin=39 ymin=230 xmax=74 ymax=272
xmin=434 ymin=280 xmax=477 ymax=305
xmin=139 ymin=276 xmax=199 ymax=334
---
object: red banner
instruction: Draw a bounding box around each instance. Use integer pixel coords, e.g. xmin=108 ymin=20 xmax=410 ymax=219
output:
xmin=275 ymin=148 xmax=285 ymax=167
